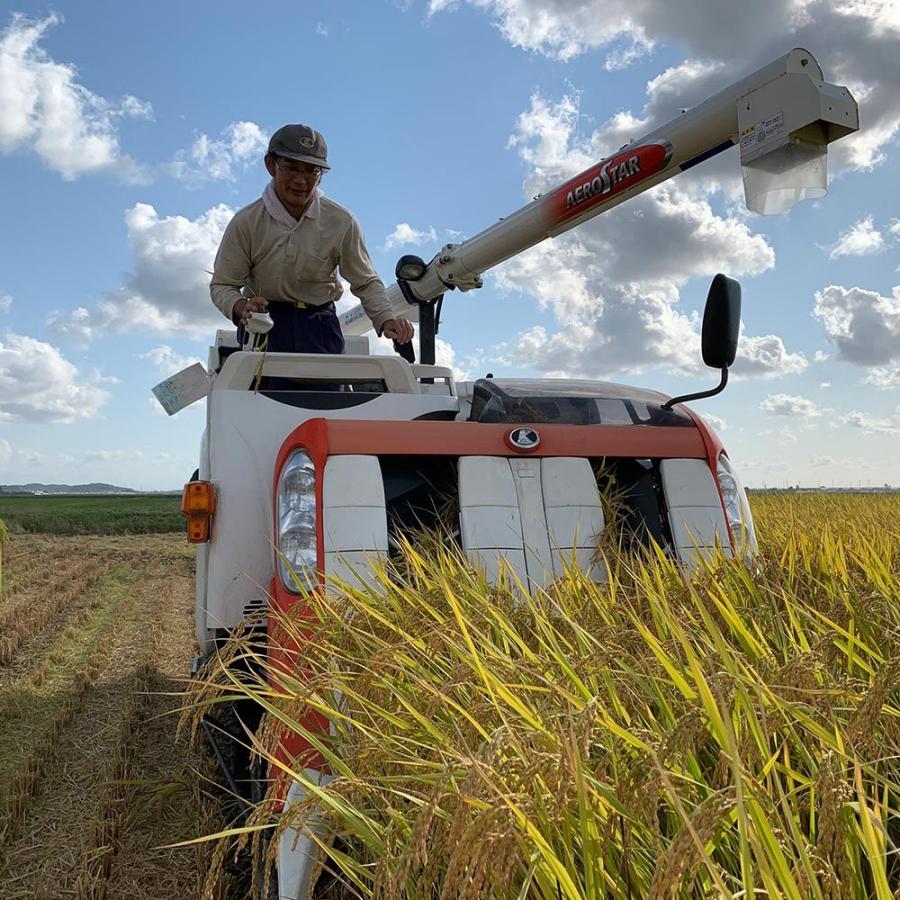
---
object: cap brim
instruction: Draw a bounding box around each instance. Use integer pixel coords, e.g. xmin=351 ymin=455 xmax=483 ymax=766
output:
xmin=273 ymin=151 xmax=330 ymax=170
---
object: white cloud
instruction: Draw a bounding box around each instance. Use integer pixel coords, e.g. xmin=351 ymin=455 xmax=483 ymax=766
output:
xmin=844 ymin=410 xmax=900 ymax=435
xmin=833 ymin=0 xmax=900 ymax=33
xmin=428 ymin=0 xmax=652 ymax=64
xmin=814 ymin=284 xmax=900 ymax=366
xmin=493 ymin=94 xmax=804 ymax=381
xmin=50 ymin=202 xmax=235 ymax=340
xmin=864 ymin=366 xmax=900 ymax=389
xmin=644 ymin=58 xmax=726 ymax=112
xmin=315 ymin=22 xmax=329 ymax=36
xmin=46 ymin=306 xmax=93 ymax=343
xmin=810 ymin=455 xmax=836 ymax=467
xmin=0 ymin=294 xmax=11 ymax=313
xmin=429 ymin=0 xmax=900 ymax=172
xmin=83 ymin=449 xmax=143 ymax=462
xmin=703 ymin=413 xmax=727 ymax=432
xmin=507 ymin=94 xmax=593 ymax=190
xmin=758 ymin=425 xmax=800 ymax=444
xmin=147 ymin=392 xmax=205 ymax=419
xmin=435 ymin=337 xmax=473 ymax=381
xmin=732 ymin=334 xmax=808 ymax=379
xmin=0 ymin=436 xmax=10 ymax=464
xmin=0 ymin=13 xmax=151 ymax=182
xmin=168 ymin=120 xmax=267 ymax=185
xmin=760 ymin=393 xmax=822 ymax=418
xmin=384 ymin=222 xmax=438 ymax=250
xmin=357 ymin=311 xmax=473 ymax=381
xmin=116 ymin=95 xmax=153 ymax=119
xmin=828 ymin=216 xmax=885 ymax=258
xmin=0 ymin=333 xmax=110 ymax=422
xmin=140 ymin=345 xmax=204 ymax=375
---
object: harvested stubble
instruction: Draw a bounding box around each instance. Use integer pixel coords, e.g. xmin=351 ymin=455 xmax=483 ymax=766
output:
xmin=0 ymin=564 xmax=127 ymax=850
xmin=0 ymin=519 xmax=7 ymax=592
xmin=193 ymin=493 xmax=900 ymax=899
xmin=0 ymin=532 xmax=54 ymax=610
xmin=0 ymin=534 xmax=224 ymax=900
xmin=74 ymin=641 xmax=161 ymax=897
xmin=96 ymin=564 xmax=232 ymax=900
xmin=0 ymin=553 xmax=108 ymax=664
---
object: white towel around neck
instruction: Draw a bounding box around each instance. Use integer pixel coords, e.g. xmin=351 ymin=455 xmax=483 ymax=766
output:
xmin=262 ymin=180 xmax=321 ymax=228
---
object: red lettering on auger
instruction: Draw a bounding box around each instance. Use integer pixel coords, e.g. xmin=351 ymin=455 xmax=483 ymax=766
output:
xmin=545 ymin=141 xmax=672 ymax=226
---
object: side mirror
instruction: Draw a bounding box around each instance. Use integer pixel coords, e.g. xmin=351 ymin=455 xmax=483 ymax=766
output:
xmin=702 ymin=273 xmax=741 ymax=369
xmin=662 ymin=274 xmax=742 ymax=410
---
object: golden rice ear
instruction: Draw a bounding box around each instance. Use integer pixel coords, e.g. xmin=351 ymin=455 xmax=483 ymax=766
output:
xmin=189 ymin=494 xmax=899 ymax=899
xmin=0 ymin=518 xmax=6 ymax=594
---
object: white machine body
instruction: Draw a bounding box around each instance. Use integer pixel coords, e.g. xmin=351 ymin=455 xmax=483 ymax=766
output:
xmin=178 ymin=49 xmax=857 ymax=900
xmin=194 ymin=338 xmax=741 ymax=654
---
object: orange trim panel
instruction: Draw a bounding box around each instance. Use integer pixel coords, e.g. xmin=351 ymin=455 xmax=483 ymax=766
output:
xmin=279 ymin=419 xmax=707 ymax=460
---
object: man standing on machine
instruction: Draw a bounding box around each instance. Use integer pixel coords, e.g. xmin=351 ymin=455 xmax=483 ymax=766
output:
xmin=210 ymin=123 xmax=414 ymax=353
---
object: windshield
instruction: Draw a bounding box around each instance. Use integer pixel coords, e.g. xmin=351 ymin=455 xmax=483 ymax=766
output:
xmin=468 ymin=379 xmax=694 ymax=427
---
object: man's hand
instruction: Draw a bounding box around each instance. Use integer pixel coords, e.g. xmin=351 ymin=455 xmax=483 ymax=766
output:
xmin=382 ymin=318 xmax=415 ymax=344
xmin=233 ymin=297 xmax=269 ymax=326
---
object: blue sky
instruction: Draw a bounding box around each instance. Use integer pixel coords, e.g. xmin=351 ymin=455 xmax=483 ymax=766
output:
xmin=0 ymin=0 xmax=898 ymax=490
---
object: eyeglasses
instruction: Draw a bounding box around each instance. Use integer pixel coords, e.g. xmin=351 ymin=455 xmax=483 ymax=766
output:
xmin=274 ymin=158 xmax=322 ymax=179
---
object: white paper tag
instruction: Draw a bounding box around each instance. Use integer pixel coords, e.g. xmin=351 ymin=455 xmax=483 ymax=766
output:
xmin=152 ymin=363 xmax=209 ymax=416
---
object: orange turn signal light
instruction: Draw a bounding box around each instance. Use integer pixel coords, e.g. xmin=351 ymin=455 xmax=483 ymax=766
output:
xmin=181 ymin=481 xmax=216 ymax=543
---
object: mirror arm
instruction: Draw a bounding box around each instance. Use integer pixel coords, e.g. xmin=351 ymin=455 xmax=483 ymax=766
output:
xmin=662 ymin=367 xmax=728 ymax=410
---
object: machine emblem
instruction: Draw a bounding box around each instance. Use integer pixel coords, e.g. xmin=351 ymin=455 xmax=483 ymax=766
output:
xmin=507 ymin=427 xmax=541 ymax=451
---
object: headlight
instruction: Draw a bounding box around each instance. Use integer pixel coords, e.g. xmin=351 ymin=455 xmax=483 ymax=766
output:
xmin=277 ymin=450 xmax=318 ymax=592
xmin=716 ymin=453 xmax=758 ymax=558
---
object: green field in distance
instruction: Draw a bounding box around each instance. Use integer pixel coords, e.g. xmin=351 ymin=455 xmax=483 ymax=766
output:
xmin=0 ymin=495 xmax=183 ymax=535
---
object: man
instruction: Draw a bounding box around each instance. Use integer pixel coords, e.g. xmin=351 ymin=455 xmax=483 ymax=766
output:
xmin=210 ymin=123 xmax=414 ymax=354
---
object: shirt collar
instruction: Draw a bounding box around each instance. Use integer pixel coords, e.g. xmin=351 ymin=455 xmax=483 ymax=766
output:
xmin=304 ymin=189 xmax=321 ymax=220
xmin=262 ymin=180 xmax=321 ymax=226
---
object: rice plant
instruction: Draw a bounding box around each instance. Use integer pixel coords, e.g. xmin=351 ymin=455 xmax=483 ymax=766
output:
xmin=193 ymin=493 xmax=900 ymax=898
xmin=0 ymin=518 xmax=7 ymax=594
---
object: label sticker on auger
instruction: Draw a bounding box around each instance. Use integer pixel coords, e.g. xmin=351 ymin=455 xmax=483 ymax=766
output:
xmin=546 ymin=141 xmax=673 ymax=225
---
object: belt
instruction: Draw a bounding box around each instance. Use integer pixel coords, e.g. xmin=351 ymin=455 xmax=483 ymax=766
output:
xmin=268 ymin=299 xmax=335 ymax=312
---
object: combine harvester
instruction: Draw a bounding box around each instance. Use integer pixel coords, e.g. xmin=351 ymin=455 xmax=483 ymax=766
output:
xmin=166 ymin=48 xmax=857 ymax=899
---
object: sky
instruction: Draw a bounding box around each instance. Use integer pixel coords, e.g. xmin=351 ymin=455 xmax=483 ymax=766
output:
xmin=0 ymin=0 xmax=898 ymax=491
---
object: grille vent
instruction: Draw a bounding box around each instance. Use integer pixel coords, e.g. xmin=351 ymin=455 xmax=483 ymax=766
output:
xmin=242 ymin=596 xmax=269 ymax=621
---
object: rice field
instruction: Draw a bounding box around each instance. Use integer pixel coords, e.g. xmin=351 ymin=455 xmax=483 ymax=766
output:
xmin=194 ymin=492 xmax=900 ymax=899
xmin=0 ymin=495 xmax=183 ymax=536
xmin=1 ymin=493 xmax=897 ymax=899
xmin=0 ymin=531 xmax=228 ymax=899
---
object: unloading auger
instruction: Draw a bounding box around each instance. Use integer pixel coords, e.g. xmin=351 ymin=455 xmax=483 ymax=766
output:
xmin=340 ymin=47 xmax=858 ymax=365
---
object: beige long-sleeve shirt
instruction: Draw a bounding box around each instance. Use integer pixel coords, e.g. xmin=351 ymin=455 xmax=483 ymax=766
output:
xmin=210 ymin=189 xmax=395 ymax=332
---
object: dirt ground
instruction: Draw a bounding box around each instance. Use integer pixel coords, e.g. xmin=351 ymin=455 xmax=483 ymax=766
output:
xmin=0 ymin=534 xmax=233 ymax=899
